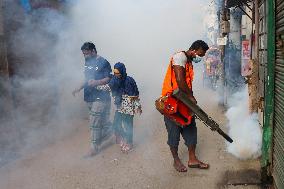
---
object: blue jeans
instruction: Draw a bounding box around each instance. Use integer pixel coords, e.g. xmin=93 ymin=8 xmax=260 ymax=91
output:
xmin=113 ymin=111 xmax=134 ymax=145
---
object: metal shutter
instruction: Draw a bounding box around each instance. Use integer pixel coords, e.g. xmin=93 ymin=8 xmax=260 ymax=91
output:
xmin=273 ymin=0 xmax=284 ymax=188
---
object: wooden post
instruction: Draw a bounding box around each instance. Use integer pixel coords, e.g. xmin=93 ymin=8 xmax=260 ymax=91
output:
xmin=247 ymin=59 xmax=258 ymax=113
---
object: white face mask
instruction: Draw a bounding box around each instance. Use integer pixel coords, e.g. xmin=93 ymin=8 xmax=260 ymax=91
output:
xmin=84 ymin=54 xmax=91 ymax=59
xmin=192 ymin=55 xmax=202 ymax=63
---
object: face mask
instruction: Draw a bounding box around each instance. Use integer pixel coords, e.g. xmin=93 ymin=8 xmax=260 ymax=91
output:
xmin=192 ymin=55 xmax=202 ymax=63
xmin=85 ymin=55 xmax=94 ymax=61
xmin=84 ymin=51 xmax=96 ymax=60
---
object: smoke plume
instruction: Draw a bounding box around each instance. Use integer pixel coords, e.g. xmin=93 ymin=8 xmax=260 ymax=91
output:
xmin=1 ymin=0 xmax=211 ymax=165
xmin=225 ymin=86 xmax=262 ymax=160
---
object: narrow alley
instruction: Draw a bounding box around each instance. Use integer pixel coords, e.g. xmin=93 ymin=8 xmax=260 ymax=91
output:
xmin=0 ymin=0 xmax=283 ymax=189
xmin=0 ymin=87 xmax=260 ymax=189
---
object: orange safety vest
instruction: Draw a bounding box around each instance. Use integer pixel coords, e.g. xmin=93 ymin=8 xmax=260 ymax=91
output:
xmin=159 ymin=51 xmax=195 ymax=126
xmin=161 ymin=52 xmax=194 ymax=96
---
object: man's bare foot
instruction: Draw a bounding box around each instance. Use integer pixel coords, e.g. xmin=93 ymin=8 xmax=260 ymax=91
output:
xmin=188 ymin=159 xmax=209 ymax=169
xmin=173 ymin=159 xmax=187 ymax=172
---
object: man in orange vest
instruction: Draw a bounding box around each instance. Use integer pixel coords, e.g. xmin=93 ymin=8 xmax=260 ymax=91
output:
xmin=161 ymin=40 xmax=209 ymax=172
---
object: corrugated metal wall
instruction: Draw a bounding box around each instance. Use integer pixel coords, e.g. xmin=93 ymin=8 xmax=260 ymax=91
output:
xmin=273 ymin=0 xmax=284 ymax=188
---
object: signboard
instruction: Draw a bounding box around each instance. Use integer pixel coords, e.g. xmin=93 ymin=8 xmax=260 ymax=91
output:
xmin=217 ymin=37 xmax=227 ymax=46
xmin=241 ymin=40 xmax=252 ymax=76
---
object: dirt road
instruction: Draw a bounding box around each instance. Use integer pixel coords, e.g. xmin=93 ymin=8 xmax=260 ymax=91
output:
xmin=0 ymin=89 xmax=260 ymax=189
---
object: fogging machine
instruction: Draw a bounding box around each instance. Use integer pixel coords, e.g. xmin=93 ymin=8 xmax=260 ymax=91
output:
xmin=172 ymin=89 xmax=233 ymax=143
xmin=154 ymin=89 xmax=233 ymax=143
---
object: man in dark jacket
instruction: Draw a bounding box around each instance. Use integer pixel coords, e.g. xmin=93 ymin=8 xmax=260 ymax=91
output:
xmin=72 ymin=42 xmax=112 ymax=156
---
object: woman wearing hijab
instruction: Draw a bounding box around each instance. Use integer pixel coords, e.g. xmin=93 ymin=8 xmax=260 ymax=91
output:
xmin=97 ymin=62 xmax=142 ymax=153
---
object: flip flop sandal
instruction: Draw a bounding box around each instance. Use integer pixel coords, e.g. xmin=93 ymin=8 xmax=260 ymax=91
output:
xmin=188 ymin=162 xmax=209 ymax=169
xmin=121 ymin=143 xmax=126 ymax=152
xmin=121 ymin=144 xmax=132 ymax=153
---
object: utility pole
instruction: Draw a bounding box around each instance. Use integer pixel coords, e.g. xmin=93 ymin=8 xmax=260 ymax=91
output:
xmin=219 ymin=0 xmax=229 ymax=106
